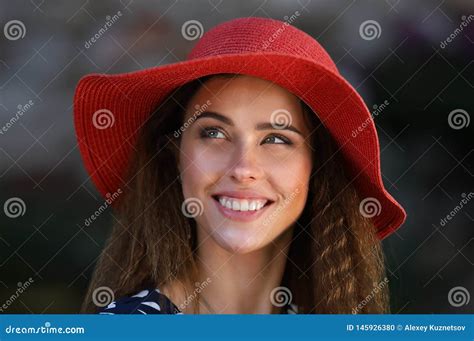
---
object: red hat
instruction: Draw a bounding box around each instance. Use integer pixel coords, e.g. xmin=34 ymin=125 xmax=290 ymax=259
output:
xmin=73 ymin=17 xmax=406 ymax=239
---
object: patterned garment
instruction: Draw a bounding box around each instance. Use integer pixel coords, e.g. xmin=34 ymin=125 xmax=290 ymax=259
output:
xmin=98 ymin=288 xmax=298 ymax=314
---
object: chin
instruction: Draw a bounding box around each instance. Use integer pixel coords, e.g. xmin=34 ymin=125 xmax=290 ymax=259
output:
xmin=211 ymin=228 xmax=268 ymax=254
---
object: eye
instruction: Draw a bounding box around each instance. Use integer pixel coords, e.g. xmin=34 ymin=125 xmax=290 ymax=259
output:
xmin=200 ymin=127 xmax=226 ymax=139
xmin=262 ymin=135 xmax=292 ymax=145
xmin=199 ymin=127 xmax=292 ymax=145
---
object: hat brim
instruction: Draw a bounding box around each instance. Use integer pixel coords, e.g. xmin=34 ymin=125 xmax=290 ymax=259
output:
xmin=73 ymin=52 xmax=406 ymax=239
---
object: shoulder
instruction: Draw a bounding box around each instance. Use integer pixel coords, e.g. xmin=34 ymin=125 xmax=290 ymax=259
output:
xmin=97 ymin=288 xmax=182 ymax=315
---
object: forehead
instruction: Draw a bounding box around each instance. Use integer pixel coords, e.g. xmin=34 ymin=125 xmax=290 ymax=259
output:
xmin=185 ymin=75 xmax=308 ymax=131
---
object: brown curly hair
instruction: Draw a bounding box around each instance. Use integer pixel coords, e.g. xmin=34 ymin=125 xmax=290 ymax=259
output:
xmin=81 ymin=74 xmax=389 ymax=314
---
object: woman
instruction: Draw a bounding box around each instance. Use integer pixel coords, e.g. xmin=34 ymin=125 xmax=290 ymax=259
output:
xmin=74 ymin=17 xmax=406 ymax=314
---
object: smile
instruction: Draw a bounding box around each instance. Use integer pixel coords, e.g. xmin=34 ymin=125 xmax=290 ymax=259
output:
xmin=211 ymin=195 xmax=274 ymax=222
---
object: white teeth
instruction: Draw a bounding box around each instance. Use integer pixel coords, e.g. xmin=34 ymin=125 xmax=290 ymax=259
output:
xmin=216 ymin=196 xmax=268 ymax=212
xmin=249 ymin=201 xmax=257 ymax=210
xmin=232 ymin=201 xmax=239 ymax=211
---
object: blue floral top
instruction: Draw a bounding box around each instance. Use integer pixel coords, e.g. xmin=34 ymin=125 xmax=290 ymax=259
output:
xmin=97 ymin=288 xmax=298 ymax=314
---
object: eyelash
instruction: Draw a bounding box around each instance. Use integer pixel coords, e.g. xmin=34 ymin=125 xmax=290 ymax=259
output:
xmin=199 ymin=126 xmax=293 ymax=145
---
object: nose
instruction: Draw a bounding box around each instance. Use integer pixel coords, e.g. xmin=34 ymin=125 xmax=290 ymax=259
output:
xmin=229 ymin=144 xmax=265 ymax=183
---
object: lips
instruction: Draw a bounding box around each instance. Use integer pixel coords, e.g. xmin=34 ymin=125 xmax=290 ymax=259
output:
xmin=212 ymin=197 xmax=274 ymax=222
xmin=211 ymin=194 xmax=274 ymax=223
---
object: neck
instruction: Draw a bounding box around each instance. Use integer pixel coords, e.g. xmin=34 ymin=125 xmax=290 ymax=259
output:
xmin=193 ymin=227 xmax=294 ymax=314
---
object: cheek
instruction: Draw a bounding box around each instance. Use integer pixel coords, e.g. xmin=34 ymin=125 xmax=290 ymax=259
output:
xmin=266 ymin=150 xmax=313 ymax=193
xmin=266 ymin=151 xmax=312 ymax=226
xmin=180 ymin=143 xmax=222 ymax=184
xmin=178 ymin=138 xmax=228 ymax=196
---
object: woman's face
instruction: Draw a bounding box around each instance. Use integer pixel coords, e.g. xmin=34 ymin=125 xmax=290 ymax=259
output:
xmin=178 ymin=75 xmax=313 ymax=254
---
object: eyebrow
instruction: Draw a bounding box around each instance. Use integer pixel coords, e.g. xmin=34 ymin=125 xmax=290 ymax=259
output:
xmin=194 ymin=111 xmax=304 ymax=136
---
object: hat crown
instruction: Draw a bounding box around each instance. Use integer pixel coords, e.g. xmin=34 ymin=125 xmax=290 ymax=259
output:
xmin=188 ymin=17 xmax=339 ymax=74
